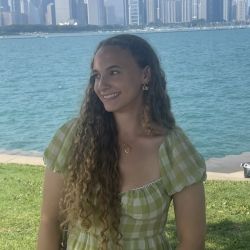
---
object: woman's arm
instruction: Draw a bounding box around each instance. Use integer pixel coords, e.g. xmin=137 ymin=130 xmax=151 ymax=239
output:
xmin=173 ymin=182 xmax=206 ymax=250
xmin=37 ymin=168 xmax=65 ymax=250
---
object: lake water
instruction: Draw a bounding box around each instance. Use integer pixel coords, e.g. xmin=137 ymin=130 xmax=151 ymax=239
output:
xmin=1 ymin=28 xmax=250 ymax=159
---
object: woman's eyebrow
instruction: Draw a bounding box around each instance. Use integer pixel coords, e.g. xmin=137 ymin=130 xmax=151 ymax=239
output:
xmin=92 ymin=65 xmax=121 ymax=72
xmin=106 ymin=65 xmax=121 ymax=70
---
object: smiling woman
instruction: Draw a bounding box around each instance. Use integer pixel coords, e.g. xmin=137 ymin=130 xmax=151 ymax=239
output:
xmin=93 ymin=45 xmax=148 ymax=113
xmin=37 ymin=34 xmax=206 ymax=250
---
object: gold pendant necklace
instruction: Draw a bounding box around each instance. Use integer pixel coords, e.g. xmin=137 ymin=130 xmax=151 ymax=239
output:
xmin=122 ymin=142 xmax=132 ymax=154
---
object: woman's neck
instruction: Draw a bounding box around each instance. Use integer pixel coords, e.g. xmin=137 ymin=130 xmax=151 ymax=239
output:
xmin=114 ymin=111 xmax=143 ymax=140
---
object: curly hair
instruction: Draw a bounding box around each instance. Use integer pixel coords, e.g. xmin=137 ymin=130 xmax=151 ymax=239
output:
xmin=61 ymin=34 xmax=175 ymax=249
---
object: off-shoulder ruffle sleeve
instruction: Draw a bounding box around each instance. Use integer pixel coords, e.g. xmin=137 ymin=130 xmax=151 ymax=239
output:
xmin=43 ymin=118 xmax=77 ymax=173
xmin=159 ymin=126 xmax=206 ymax=196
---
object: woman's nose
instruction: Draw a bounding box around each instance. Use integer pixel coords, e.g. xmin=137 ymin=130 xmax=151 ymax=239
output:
xmin=97 ymin=75 xmax=109 ymax=89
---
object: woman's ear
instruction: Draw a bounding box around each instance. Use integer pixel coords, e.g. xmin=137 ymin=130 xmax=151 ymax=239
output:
xmin=142 ymin=65 xmax=151 ymax=84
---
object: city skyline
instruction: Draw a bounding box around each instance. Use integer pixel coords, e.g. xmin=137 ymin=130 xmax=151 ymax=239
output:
xmin=0 ymin=0 xmax=250 ymax=27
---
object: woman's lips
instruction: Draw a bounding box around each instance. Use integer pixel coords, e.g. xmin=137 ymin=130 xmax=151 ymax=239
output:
xmin=102 ymin=91 xmax=120 ymax=100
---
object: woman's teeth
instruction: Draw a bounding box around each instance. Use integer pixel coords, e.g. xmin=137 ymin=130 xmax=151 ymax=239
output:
xmin=103 ymin=92 xmax=119 ymax=99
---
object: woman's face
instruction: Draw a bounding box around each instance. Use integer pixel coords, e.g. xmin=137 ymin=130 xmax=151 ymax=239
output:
xmin=93 ymin=45 xmax=149 ymax=114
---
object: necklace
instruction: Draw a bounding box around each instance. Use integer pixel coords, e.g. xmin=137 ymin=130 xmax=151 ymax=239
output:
xmin=122 ymin=142 xmax=132 ymax=154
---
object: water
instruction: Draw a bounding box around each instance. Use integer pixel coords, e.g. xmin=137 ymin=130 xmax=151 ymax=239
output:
xmin=1 ymin=29 xmax=250 ymax=159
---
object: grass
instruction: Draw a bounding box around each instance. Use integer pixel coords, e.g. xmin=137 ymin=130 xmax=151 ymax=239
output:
xmin=0 ymin=163 xmax=249 ymax=250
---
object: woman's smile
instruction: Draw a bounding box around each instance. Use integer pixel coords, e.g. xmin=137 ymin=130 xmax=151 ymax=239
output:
xmin=102 ymin=91 xmax=121 ymax=100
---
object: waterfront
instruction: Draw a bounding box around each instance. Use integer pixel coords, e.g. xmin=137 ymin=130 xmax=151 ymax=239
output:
xmin=1 ymin=28 xmax=250 ymax=159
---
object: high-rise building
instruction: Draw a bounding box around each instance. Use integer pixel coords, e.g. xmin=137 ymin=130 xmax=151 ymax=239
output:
xmin=158 ymin=0 xmax=180 ymax=24
xmin=0 ymin=0 xmax=10 ymax=11
xmin=28 ymin=0 xmax=45 ymax=24
xmin=197 ymin=0 xmax=206 ymax=20
xmin=71 ymin=0 xmax=87 ymax=25
xmin=87 ymin=0 xmax=106 ymax=25
xmin=123 ymin=0 xmax=129 ymax=25
xmin=207 ymin=0 xmax=223 ymax=22
xmin=146 ymin=0 xmax=157 ymax=24
xmin=20 ymin=0 xmax=28 ymax=24
xmin=106 ymin=4 xmax=117 ymax=24
xmin=0 ymin=0 xmax=10 ymax=25
xmin=41 ymin=0 xmax=54 ymax=25
xmin=45 ymin=2 xmax=55 ymax=25
xmin=9 ymin=0 xmax=21 ymax=24
xmin=182 ymin=0 xmax=192 ymax=22
xmin=236 ymin=0 xmax=247 ymax=21
xmin=2 ymin=11 xmax=12 ymax=25
xmin=77 ymin=0 xmax=87 ymax=25
xmin=128 ymin=0 xmax=145 ymax=25
xmin=231 ymin=1 xmax=237 ymax=20
xmin=20 ymin=0 xmax=28 ymax=14
xmin=55 ymin=0 xmax=72 ymax=24
xmin=105 ymin=0 xmax=122 ymax=25
xmin=175 ymin=0 xmax=182 ymax=22
xmin=192 ymin=0 xmax=198 ymax=19
xmin=105 ymin=0 xmax=124 ymax=25
xmin=223 ymin=0 xmax=232 ymax=21
xmin=29 ymin=1 xmax=42 ymax=24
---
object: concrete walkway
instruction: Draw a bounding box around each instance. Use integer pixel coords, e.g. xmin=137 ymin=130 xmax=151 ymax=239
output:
xmin=0 ymin=152 xmax=249 ymax=181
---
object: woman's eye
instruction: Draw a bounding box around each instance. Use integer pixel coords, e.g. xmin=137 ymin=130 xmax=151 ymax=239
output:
xmin=92 ymin=73 xmax=100 ymax=80
xmin=111 ymin=70 xmax=119 ymax=75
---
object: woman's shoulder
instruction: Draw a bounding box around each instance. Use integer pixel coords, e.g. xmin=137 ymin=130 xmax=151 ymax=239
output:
xmin=159 ymin=125 xmax=206 ymax=196
xmin=43 ymin=117 xmax=78 ymax=173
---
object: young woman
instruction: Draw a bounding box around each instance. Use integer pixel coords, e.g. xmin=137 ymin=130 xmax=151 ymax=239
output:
xmin=37 ymin=34 xmax=206 ymax=250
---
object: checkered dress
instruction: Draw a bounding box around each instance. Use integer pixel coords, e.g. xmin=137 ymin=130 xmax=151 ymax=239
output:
xmin=44 ymin=119 xmax=206 ymax=250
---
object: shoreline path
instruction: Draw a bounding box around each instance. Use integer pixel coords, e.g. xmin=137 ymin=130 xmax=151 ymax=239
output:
xmin=0 ymin=152 xmax=249 ymax=181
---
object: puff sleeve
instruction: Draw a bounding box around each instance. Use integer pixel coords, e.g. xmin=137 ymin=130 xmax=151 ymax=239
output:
xmin=160 ymin=126 xmax=206 ymax=196
xmin=43 ymin=118 xmax=77 ymax=173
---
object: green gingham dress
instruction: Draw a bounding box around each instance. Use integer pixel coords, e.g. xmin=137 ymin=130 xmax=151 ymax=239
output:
xmin=43 ymin=119 xmax=206 ymax=250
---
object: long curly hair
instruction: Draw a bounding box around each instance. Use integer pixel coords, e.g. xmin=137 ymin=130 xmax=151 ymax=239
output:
xmin=61 ymin=34 xmax=175 ymax=249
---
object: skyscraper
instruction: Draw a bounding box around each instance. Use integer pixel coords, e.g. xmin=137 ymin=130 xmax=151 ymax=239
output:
xmin=28 ymin=0 xmax=42 ymax=24
xmin=87 ymin=0 xmax=106 ymax=25
xmin=197 ymin=0 xmax=207 ymax=20
xmin=207 ymin=0 xmax=223 ymax=22
xmin=192 ymin=0 xmax=198 ymax=19
xmin=0 ymin=0 xmax=10 ymax=11
xmin=10 ymin=0 xmax=21 ymax=24
xmin=175 ymin=0 xmax=182 ymax=22
xmin=182 ymin=0 xmax=192 ymax=22
xmin=0 ymin=0 xmax=9 ymax=26
xmin=20 ymin=0 xmax=28 ymax=24
xmin=128 ymin=0 xmax=145 ymax=25
xmin=45 ymin=2 xmax=55 ymax=25
xmin=146 ymin=0 xmax=157 ymax=24
xmin=236 ymin=0 xmax=247 ymax=21
xmin=223 ymin=0 xmax=232 ymax=21
xmin=106 ymin=4 xmax=117 ymax=24
xmin=41 ymin=0 xmax=54 ymax=24
xmin=54 ymin=0 xmax=72 ymax=25
xmin=160 ymin=0 xmax=177 ymax=23
xmin=123 ymin=0 xmax=129 ymax=25
xmin=71 ymin=0 xmax=87 ymax=25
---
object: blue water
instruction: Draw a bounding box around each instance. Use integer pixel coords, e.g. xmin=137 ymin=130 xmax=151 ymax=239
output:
xmin=1 ymin=29 xmax=250 ymax=159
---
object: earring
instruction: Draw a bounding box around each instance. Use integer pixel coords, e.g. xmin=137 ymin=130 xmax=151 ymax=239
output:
xmin=142 ymin=82 xmax=149 ymax=91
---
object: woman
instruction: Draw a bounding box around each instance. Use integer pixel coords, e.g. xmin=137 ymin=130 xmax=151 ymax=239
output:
xmin=37 ymin=34 xmax=206 ymax=250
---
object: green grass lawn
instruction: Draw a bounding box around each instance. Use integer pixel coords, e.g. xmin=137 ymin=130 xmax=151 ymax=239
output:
xmin=0 ymin=163 xmax=249 ymax=250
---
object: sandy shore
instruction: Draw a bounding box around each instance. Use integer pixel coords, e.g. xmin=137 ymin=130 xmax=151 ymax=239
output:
xmin=0 ymin=152 xmax=249 ymax=181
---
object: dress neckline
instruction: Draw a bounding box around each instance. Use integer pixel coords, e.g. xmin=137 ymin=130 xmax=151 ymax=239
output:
xmin=120 ymin=141 xmax=166 ymax=195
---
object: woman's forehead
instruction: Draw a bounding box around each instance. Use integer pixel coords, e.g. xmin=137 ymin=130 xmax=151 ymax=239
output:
xmin=93 ymin=46 xmax=136 ymax=69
